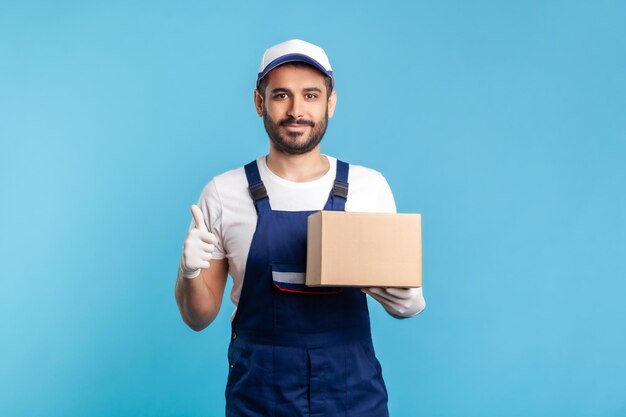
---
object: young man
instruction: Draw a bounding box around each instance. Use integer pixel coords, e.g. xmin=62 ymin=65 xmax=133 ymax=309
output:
xmin=176 ymin=39 xmax=426 ymax=416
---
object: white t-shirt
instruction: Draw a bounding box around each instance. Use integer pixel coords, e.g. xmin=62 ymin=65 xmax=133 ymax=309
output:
xmin=192 ymin=155 xmax=397 ymax=309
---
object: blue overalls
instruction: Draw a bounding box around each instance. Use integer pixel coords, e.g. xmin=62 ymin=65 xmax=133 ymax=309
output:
xmin=225 ymin=159 xmax=389 ymax=417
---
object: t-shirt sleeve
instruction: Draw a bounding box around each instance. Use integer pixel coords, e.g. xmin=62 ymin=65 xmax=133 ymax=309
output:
xmin=188 ymin=179 xmax=226 ymax=259
xmin=376 ymin=174 xmax=397 ymax=214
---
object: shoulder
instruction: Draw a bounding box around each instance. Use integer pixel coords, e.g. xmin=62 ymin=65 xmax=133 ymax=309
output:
xmin=212 ymin=165 xmax=248 ymax=192
xmin=347 ymin=162 xmax=386 ymax=184
xmin=198 ymin=161 xmax=252 ymax=201
xmin=339 ymin=159 xmax=396 ymax=213
xmin=324 ymin=155 xmax=385 ymax=184
xmin=195 ymin=164 xmax=248 ymax=222
xmin=198 ymin=162 xmax=258 ymax=217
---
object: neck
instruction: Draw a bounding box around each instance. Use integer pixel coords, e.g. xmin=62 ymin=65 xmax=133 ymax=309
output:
xmin=266 ymin=146 xmax=329 ymax=182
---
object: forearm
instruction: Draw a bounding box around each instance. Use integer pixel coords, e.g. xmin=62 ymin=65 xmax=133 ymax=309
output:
xmin=175 ymin=268 xmax=221 ymax=331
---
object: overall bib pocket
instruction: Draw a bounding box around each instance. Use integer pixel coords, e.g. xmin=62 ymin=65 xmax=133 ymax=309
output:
xmin=271 ymin=262 xmax=341 ymax=294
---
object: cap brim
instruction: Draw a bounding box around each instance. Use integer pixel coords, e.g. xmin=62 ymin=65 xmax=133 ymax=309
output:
xmin=257 ymin=53 xmax=334 ymax=88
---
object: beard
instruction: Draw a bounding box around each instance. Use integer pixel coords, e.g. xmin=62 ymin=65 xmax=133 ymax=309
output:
xmin=263 ymin=110 xmax=329 ymax=155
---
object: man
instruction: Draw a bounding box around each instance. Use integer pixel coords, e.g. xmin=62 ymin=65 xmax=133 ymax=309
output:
xmin=175 ymin=39 xmax=426 ymax=416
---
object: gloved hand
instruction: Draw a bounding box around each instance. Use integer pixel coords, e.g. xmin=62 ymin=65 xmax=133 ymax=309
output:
xmin=181 ymin=205 xmax=217 ymax=279
xmin=362 ymin=287 xmax=426 ymax=318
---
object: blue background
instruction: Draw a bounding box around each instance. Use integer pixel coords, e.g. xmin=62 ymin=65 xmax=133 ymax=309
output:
xmin=1 ymin=1 xmax=625 ymax=416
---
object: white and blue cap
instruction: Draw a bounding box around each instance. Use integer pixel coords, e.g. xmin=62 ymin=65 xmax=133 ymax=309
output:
xmin=257 ymin=39 xmax=334 ymax=89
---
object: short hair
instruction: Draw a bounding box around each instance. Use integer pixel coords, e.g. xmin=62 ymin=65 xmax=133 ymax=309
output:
xmin=256 ymin=61 xmax=334 ymax=99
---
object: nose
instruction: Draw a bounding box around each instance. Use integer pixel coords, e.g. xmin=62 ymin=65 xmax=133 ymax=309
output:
xmin=287 ymin=96 xmax=304 ymax=119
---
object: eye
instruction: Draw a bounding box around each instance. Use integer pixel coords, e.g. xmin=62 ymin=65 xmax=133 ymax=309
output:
xmin=305 ymin=93 xmax=318 ymax=100
xmin=272 ymin=93 xmax=289 ymax=100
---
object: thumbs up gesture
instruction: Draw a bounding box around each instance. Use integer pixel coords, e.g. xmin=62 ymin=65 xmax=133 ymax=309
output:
xmin=181 ymin=205 xmax=217 ymax=279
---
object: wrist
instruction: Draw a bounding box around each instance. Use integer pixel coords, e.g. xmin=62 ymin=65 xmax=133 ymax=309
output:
xmin=180 ymin=258 xmax=200 ymax=279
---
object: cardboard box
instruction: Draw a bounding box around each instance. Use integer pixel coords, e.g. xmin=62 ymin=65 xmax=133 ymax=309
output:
xmin=306 ymin=211 xmax=422 ymax=287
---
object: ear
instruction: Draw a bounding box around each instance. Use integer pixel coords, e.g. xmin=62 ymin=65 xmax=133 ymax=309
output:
xmin=254 ymin=89 xmax=264 ymax=116
xmin=327 ymin=90 xmax=337 ymax=118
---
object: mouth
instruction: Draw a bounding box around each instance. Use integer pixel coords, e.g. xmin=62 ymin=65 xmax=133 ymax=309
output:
xmin=282 ymin=123 xmax=310 ymax=133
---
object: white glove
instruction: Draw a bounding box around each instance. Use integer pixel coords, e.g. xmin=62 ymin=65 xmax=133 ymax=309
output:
xmin=181 ymin=205 xmax=217 ymax=279
xmin=362 ymin=287 xmax=426 ymax=318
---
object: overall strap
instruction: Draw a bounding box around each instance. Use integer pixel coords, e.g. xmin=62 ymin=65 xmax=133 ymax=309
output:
xmin=324 ymin=159 xmax=350 ymax=211
xmin=244 ymin=160 xmax=271 ymax=213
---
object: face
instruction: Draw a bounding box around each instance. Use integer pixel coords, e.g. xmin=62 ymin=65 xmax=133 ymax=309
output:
xmin=254 ymin=64 xmax=336 ymax=155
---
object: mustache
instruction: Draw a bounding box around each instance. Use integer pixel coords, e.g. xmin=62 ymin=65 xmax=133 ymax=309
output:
xmin=280 ymin=117 xmax=314 ymax=127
